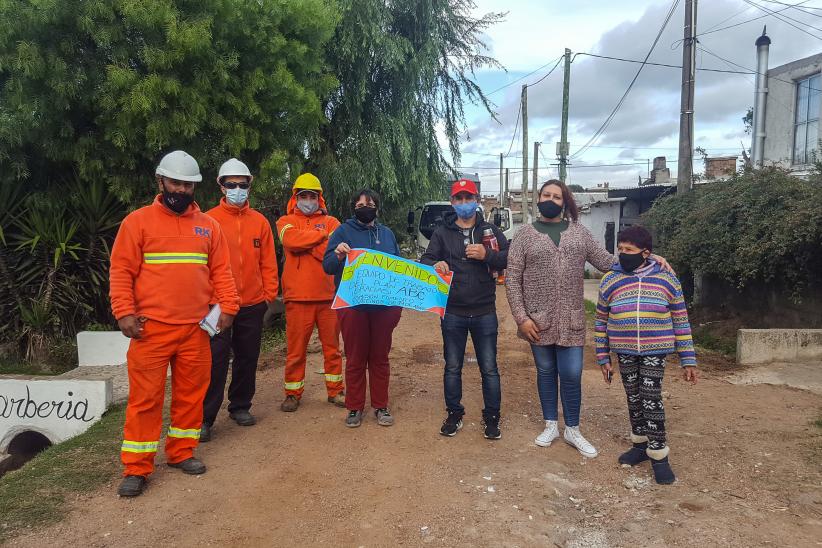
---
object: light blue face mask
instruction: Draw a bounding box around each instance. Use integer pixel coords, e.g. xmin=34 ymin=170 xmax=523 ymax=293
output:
xmin=453 ymin=201 xmax=478 ymax=219
xmin=226 ymin=187 xmax=249 ymax=206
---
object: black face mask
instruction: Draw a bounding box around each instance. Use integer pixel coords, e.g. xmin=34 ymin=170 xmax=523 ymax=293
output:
xmin=162 ymin=189 xmax=194 ymax=214
xmin=619 ymin=252 xmax=647 ymax=273
xmin=537 ymin=200 xmax=563 ymax=219
xmin=354 ymin=206 xmax=377 ymax=224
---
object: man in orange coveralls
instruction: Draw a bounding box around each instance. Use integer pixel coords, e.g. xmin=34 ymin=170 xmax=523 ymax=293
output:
xmin=276 ymin=173 xmax=344 ymax=412
xmin=199 ymin=158 xmax=279 ymax=442
xmin=109 ymin=150 xmax=240 ymax=497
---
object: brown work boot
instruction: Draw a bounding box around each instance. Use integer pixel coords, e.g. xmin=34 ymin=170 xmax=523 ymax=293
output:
xmin=281 ymin=395 xmax=300 ymax=412
xmin=327 ymin=392 xmax=346 ymax=407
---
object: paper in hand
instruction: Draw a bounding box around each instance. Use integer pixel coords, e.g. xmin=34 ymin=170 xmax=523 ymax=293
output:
xmin=200 ymin=304 xmax=222 ymax=337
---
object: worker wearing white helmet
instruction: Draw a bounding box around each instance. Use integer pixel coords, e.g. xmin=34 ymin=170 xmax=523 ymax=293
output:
xmin=110 ymin=150 xmax=240 ymax=497
xmin=200 ymin=158 xmax=279 ymax=442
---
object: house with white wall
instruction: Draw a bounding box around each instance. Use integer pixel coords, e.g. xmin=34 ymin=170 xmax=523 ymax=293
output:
xmin=751 ymin=30 xmax=821 ymax=177
xmin=575 ymin=192 xmax=624 ymax=274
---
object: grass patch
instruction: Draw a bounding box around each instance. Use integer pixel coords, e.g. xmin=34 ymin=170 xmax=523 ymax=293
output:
xmin=260 ymin=318 xmax=286 ymax=355
xmin=584 ymin=299 xmax=597 ymax=321
xmin=0 ymin=403 xmax=126 ymax=541
xmin=0 ymin=337 xmax=78 ymax=376
xmin=692 ymin=324 xmax=737 ymax=358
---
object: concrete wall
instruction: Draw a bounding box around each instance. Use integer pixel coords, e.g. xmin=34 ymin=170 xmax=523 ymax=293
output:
xmin=737 ymin=329 xmax=822 ymax=365
xmin=0 ymin=378 xmax=113 ymax=452
xmin=77 ymin=331 xmax=130 ymax=366
xmin=762 ymin=54 xmax=822 ymax=174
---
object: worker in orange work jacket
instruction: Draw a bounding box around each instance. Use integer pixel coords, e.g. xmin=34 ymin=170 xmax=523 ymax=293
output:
xmin=276 ymin=173 xmax=344 ymax=412
xmin=109 ymin=150 xmax=240 ymax=498
xmin=199 ymin=158 xmax=279 ymax=442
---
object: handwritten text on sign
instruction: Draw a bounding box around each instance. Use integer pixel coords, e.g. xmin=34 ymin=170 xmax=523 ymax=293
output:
xmin=331 ymin=249 xmax=452 ymax=317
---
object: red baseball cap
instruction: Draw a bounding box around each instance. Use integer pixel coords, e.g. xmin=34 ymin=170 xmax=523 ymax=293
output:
xmin=450 ymin=179 xmax=479 ymax=197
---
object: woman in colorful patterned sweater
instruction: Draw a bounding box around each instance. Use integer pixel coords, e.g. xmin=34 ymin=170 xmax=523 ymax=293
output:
xmin=595 ymin=225 xmax=698 ymax=485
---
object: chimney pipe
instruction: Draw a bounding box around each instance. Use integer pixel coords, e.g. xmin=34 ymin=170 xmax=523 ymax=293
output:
xmin=752 ymin=27 xmax=771 ymax=168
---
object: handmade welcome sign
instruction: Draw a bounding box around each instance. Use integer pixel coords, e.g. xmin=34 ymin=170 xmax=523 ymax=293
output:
xmin=332 ymin=249 xmax=453 ymax=317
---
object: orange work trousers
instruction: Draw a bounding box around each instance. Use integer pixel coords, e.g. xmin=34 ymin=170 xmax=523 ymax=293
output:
xmin=284 ymin=301 xmax=343 ymax=398
xmin=121 ymin=320 xmax=210 ymax=477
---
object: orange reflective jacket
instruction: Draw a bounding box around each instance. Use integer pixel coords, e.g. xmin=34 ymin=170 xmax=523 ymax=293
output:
xmin=110 ymin=195 xmax=240 ymax=323
xmin=206 ymin=198 xmax=279 ymax=307
xmin=275 ymin=194 xmax=340 ymax=303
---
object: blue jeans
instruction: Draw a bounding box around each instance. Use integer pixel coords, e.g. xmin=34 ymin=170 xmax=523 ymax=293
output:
xmin=441 ymin=312 xmax=501 ymax=417
xmin=530 ymin=344 xmax=583 ymax=426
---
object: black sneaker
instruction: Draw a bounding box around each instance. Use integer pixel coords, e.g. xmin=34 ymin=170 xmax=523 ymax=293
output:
xmin=440 ymin=411 xmax=463 ymax=437
xmin=482 ymin=414 xmax=501 ymax=440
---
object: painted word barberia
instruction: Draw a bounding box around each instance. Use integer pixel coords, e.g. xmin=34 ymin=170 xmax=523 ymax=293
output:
xmin=0 ymin=386 xmax=95 ymax=422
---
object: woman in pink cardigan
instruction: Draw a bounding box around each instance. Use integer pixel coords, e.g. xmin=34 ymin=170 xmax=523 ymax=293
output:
xmin=506 ymin=179 xmax=668 ymax=459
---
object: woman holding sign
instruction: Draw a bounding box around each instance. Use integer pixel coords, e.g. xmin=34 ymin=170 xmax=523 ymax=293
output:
xmin=323 ymin=189 xmax=403 ymax=428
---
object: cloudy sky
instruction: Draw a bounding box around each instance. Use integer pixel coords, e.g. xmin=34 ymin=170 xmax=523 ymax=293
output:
xmin=450 ymin=0 xmax=822 ymax=191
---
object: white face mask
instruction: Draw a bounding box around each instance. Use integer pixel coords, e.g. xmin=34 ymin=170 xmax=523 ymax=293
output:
xmin=226 ymin=187 xmax=249 ymax=206
xmin=297 ymin=199 xmax=319 ymax=215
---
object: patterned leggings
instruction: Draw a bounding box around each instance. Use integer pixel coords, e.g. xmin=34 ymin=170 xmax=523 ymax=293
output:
xmin=617 ymin=354 xmax=667 ymax=451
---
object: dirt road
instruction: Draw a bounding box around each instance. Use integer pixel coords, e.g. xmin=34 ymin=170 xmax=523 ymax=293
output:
xmin=8 ymin=290 xmax=822 ymax=547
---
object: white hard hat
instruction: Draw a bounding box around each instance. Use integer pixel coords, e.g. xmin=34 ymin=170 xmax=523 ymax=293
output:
xmin=155 ymin=150 xmax=202 ymax=182
xmin=217 ymin=158 xmax=254 ymax=183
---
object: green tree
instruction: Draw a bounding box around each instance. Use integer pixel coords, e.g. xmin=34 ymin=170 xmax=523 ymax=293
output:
xmin=308 ymin=0 xmax=502 ymax=226
xmin=0 ymin=0 xmax=338 ymax=361
xmin=0 ymin=0 xmax=337 ymax=207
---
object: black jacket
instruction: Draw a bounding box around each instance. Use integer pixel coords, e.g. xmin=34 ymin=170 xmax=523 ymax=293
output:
xmin=420 ymin=210 xmax=509 ymax=317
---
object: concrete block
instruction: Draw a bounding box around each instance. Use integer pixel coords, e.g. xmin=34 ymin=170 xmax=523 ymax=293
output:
xmin=737 ymin=329 xmax=822 ymax=365
xmin=77 ymin=331 xmax=130 ymax=366
xmin=0 ymin=378 xmax=113 ymax=452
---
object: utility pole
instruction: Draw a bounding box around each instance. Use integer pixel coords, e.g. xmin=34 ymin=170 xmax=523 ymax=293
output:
xmin=499 ymin=153 xmax=504 ymax=207
xmin=504 ymin=168 xmax=509 ymax=208
xmin=677 ymin=0 xmax=697 ymax=194
xmin=521 ymin=85 xmax=529 ymax=221
xmin=532 ymin=141 xmax=540 ymax=219
xmin=559 ymin=48 xmax=572 ymax=182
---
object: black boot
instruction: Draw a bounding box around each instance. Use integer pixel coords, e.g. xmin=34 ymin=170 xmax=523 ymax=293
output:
xmin=117 ymin=475 xmax=147 ymax=497
xmin=168 ymin=457 xmax=207 ymax=475
xmin=651 ymin=456 xmax=676 ymax=484
xmin=618 ymin=442 xmax=649 ymax=466
xmin=199 ymin=423 xmax=212 ymax=443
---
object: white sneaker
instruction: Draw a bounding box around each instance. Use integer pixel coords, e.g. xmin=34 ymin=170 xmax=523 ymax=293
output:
xmin=564 ymin=426 xmax=598 ymax=458
xmin=535 ymin=420 xmax=560 ymax=447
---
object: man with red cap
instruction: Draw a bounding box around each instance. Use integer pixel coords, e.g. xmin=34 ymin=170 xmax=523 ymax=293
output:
xmin=420 ymin=179 xmax=509 ymax=440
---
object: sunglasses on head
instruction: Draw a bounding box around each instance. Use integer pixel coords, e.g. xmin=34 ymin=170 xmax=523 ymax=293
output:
xmin=221 ymin=182 xmax=250 ymax=190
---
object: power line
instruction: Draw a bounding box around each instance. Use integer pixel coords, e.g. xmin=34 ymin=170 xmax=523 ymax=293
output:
xmin=758 ymin=0 xmax=822 ymax=16
xmin=698 ymin=43 xmax=822 ymax=91
xmin=741 ymin=0 xmax=822 ymax=39
xmin=571 ymin=0 xmax=682 ymax=160
xmin=574 ymin=52 xmax=753 ymax=74
xmin=700 ymin=5 xmax=757 ymax=35
xmin=526 ymin=56 xmax=565 ymax=88
xmin=690 ymin=0 xmax=811 ymax=39
xmin=503 ymin=98 xmax=522 ymax=158
xmin=485 ymin=55 xmax=564 ymax=96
